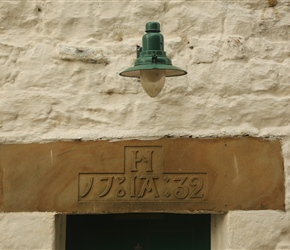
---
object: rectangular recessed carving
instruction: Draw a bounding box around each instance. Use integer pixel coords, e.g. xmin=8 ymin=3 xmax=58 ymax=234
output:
xmin=78 ymin=173 xmax=207 ymax=202
xmin=0 ymin=138 xmax=285 ymax=213
xmin=79 ymin=146 xmax=207 ymax=203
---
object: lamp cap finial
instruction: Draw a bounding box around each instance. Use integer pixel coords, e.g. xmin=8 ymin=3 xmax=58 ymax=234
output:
xmin=145 ymin=22 xmax=160 ymax=32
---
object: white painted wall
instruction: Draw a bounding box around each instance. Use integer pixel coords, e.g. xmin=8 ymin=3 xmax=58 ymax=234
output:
xmin=0 ymin=213 xmax=55 ymax=249
xmin=0 ymin=0 xmax=289 ymax=249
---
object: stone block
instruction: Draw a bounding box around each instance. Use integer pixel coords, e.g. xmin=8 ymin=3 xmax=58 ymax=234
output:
xmin=191 ymin=46 xmax=219 ymax=64
xmin=0 ymin=138 xmax=284 ymax=213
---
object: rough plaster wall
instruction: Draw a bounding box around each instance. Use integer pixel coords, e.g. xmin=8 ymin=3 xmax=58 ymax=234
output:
xmin=0 ymin=0 xmax=290 ymax=249
xmin=0 ymin=212 xmax=55 ymax=249
xmin=211 ymin=214 xmax=229 ymax=249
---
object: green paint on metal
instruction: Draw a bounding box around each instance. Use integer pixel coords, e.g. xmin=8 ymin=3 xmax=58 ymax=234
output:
xmin=120 ymin=22 xmax=187 ymax=78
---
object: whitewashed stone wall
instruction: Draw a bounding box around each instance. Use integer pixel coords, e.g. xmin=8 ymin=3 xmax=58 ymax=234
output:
xmin=0 ymin=212 xmax=55 ymax=249
xmin=0 ymin=0 xmax=289 ymax=249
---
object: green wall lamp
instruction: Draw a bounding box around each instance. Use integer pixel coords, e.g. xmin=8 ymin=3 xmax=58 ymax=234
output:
xmin=119 ymin=22 xmax=187 ymax=97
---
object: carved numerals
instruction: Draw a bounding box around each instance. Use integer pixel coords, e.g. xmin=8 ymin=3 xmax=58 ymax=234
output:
xmin=79 ymin=173 xmax=206 ymax=201
xmin=173 ymin=176 xmax=204 ymax=199
xmin=80 ymin=176 xmax=127 ymax=198
xmin=99 ymin=177 xmax=113 ymax=197
xmin=189 ymin=177 xmax=204 ymax=198
xmin=78 ymin=146 xmax=207 ymax=202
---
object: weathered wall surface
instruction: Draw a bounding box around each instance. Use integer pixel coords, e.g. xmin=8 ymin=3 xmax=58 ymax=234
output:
xmin=0 ymin=212 xmax=55 ymax=249
xmin=0 ymin=0 xmax=289 ymax=249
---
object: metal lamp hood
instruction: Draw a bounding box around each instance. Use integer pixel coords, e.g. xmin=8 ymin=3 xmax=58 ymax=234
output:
xmin=119 ymin=22 xmax=187 ymax=97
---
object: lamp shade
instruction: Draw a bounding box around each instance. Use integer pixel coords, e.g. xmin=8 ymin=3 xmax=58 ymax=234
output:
xmin=119 ymin=64 xmax=187 ymax=78
xmin=119 ymin=22 xmax=187 ymax=97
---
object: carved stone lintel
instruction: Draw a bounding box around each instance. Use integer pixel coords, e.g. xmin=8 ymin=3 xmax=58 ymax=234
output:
xmin=0 ymin=138 xmax=285 ymax=213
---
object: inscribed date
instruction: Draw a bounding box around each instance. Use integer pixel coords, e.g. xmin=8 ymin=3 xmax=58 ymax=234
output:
xmin=78 ymin=173 xmax=207 ymax=202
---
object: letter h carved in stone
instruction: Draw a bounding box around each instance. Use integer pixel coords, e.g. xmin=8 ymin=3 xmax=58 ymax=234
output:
xmin=130 ymin=150 xmax=153 ymax=172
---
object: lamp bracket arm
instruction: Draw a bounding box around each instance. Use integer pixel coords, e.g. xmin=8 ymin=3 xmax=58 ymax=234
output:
xmin=136 ymin=45 xmax=142 ymax=58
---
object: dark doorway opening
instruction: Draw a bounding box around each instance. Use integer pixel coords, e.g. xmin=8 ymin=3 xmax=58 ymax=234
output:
xmin=66 ymin=213 xmax=210 ymax=250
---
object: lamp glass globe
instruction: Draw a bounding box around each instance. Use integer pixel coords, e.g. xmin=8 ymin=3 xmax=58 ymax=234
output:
xmin=140 ymin=70 xmax=166 ymax=97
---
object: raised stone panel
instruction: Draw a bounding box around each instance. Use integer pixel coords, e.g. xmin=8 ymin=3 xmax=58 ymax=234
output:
xmin=0 ymin=137 xmax=284 ymax=213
